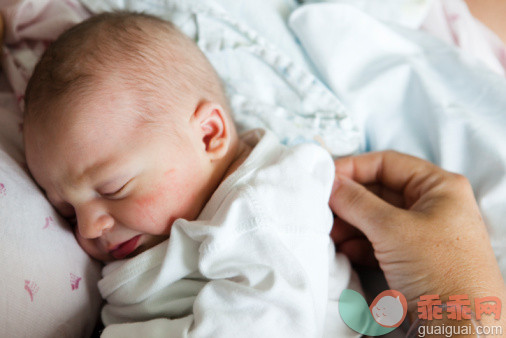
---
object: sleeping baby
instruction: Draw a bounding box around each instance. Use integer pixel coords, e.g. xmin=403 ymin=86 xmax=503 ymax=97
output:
xmin=23 ymin=12 xmax=358 ymax=337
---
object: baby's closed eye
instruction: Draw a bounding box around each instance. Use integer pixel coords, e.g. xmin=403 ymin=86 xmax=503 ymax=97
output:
xmin=98 ymin=178 xmax=134 ymax=199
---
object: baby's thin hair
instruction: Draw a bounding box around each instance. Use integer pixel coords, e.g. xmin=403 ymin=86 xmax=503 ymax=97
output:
xmin=25 ymin=11 xmax=228 ymax=125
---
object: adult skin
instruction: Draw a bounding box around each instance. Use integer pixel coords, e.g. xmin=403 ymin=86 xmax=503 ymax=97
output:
xmin=329 ymin=150 xmax=506 ymax=334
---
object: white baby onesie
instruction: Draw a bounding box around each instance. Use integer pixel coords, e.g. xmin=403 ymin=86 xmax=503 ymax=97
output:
xmin=98 ymin=129 xmax=358 ymax=337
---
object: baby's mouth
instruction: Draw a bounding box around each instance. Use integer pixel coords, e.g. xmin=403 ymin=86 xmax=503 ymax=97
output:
xmin=109 ymin=235 xmax=142 ymax=259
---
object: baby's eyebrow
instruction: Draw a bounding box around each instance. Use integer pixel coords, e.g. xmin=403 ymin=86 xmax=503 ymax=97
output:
xmin=75 ymin=158 xmax=119 ymax=186
xmin=78 ymin=158 xmax=134 ymax=192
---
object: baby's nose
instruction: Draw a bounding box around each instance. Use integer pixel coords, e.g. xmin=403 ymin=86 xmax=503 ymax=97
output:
xmin=77 ymin=211 xmax=114 ymax=239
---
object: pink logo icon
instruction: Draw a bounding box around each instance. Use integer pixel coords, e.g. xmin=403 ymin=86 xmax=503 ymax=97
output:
xmin=0 ymin=183 xmax=6 ymax=196
xmin=42 ymin=216 xmax=55 ymax=230
xmin=70 ymin=273 xmax=82 ymax=291
xmin=24 ymin=280 xmax=39 ymax=302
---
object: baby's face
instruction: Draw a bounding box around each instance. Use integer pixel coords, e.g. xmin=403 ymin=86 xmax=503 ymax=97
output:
xmin=25 ymin=91 xmax=216 ymax=262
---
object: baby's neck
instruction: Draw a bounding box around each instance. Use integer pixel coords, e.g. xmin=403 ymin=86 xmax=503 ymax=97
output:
xmin=222 ymin=140 xmax=252 ymax=181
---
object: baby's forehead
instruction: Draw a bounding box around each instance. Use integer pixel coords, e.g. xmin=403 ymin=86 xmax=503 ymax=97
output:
xmin=27 ymin=73 xmax=192 ymax=157
xmin=28 ymin=87 xmax=145 ymax=140
xmin=26 ymin=105 xmax=146 ymax=171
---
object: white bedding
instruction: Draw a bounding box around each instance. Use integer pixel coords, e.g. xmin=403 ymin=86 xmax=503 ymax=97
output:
xmin=1 ymin=0 xmax=506 ymax=336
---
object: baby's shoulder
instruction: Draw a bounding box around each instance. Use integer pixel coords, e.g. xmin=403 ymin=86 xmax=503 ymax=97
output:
xmin=241 ymin=129 xmax=334 ymax=183
xmin=251 ymin=141 xmax=334 ymax=192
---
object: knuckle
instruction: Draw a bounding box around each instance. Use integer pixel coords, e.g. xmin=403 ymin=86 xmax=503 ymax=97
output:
xmin=346 ymin=185 xmax=366 ymax=208
xmin=449 ymin=173 xmax=472 ymax=192
xmin=451 ymin=173 xmax=470 ymax=185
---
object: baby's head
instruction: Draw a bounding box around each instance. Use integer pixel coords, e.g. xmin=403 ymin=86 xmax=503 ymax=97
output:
xmin=24 ymin=12 xmax=239 ymax=262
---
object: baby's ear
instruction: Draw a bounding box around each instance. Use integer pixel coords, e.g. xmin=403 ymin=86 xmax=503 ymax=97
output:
xmin=191 ymin=101 xmax=230 ymax=160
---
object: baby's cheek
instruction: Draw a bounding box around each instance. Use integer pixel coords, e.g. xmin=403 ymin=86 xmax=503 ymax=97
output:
xmin=130 ymin=169 xmax=201 ymax=234
xmin=135 ymin=194 xmax=156 ymax=215
xmin=131 ymin=194 xmax=163 ymax=230
xmin=131 ymin=184 xmax=177 ymax=234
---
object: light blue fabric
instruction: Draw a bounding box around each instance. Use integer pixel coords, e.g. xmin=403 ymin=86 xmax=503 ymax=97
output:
xmin=290 ymin=3 xmax=506 ymax=275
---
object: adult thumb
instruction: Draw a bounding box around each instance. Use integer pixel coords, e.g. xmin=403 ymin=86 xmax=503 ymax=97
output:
xmin=330 ymin=175 xmax=405 ymax=240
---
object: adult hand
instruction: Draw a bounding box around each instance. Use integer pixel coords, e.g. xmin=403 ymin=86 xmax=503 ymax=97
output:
xmin=329 ymin=151 xmax=505 ymax=323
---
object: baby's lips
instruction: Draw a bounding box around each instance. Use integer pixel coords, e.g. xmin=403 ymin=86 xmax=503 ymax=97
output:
xmin=109 ymin=235 xmax=142 ymax=259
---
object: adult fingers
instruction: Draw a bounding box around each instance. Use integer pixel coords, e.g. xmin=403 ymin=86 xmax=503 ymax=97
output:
xmin=333 ymin=151 xmax=435 ymax=187
xmin=334 ymin=151 xmax=459 ymax=210
xmin=330 ymin=174 xmax=409 ymax=240
xmin=331 ymin=216 xmax=376 ymax=266
xmin=338 ymin=237 xmax=378 ymax=267
xmin=365 ymin=183 xmax=406 ymax=209
xmin=330 ymin=217 xmax=364 ymax=244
